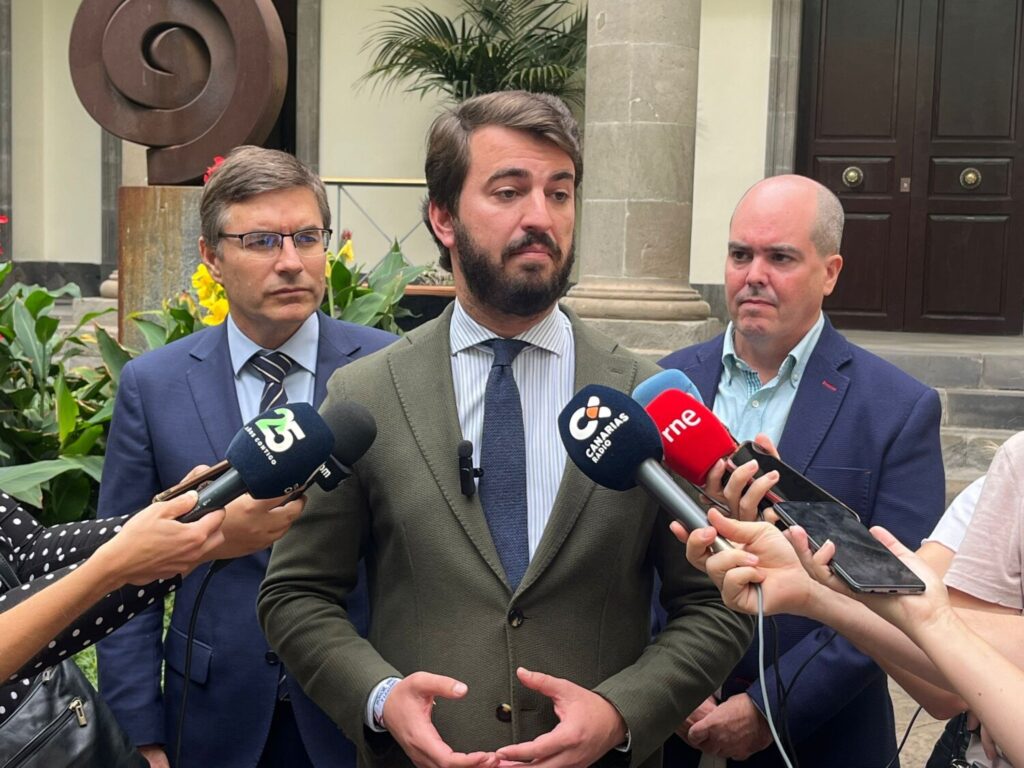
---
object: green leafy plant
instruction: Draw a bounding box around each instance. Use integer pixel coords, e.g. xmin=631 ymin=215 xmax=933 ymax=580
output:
xmin=360 ymin=0 xmax=588 ymax=106
xmin=325 ymin=238 xmax=428 ymax=334
xmin=0 ymin=262 xmax=129 ymax=524
xmin=129 ymin=293 xmax=208 ymax=352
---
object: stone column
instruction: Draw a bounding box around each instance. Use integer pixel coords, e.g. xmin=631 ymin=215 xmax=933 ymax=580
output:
xmin=565 ymin=0 xmax=718 ymax=356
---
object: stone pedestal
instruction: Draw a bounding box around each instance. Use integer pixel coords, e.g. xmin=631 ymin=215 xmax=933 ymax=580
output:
xmin=565 ymin=0 xmax=713 ymax=354
xmin=118 ymin=186 xmax=202 ymax=351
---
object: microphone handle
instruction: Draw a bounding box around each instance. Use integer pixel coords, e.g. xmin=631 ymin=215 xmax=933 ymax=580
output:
xmin=636 ymin=460 xmax=732 ymax=553
xmin=178 ymin=469 xmax=248 ymax=524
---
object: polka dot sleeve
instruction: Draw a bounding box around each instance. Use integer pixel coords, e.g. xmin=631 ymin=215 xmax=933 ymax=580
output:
xmin=0 ymin=493 xmax=184 ymax=724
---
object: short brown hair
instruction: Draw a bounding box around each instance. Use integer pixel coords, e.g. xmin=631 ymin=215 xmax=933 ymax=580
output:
xmin=200 ymin=146 xmax=330 ymax=252
xmin=422 ymin=91 xmax=583 ymax=269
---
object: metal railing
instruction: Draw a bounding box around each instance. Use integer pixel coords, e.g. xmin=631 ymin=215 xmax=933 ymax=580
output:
xmin=321 ymin=176 xmax=427 ymax=266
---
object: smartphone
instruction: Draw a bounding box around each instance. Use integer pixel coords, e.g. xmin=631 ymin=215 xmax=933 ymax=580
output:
xmin=151 ymin=460 xmax=231 ymax=503
xmin=729 ymin=441 xmax=854 ymax=514
xmin=773 ymin=500 xmax=925 ymax=594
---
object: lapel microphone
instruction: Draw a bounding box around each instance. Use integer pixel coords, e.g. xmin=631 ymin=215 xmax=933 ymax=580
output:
xmin=458 ymin=440 xmax=484 ymax=496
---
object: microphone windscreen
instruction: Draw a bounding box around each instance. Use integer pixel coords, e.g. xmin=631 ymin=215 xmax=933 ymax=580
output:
xmin=226 ymin=403 xmax=335 ymax=498
xmin=645 ymin=389 xmax=736 ymax=484
xmin=320 ymin=398 xmax=378 ymax=466
xmin=632 ymin=369 xmax=705 ymax=406
xmin=557 ymin=384 xmax=663 ymax=491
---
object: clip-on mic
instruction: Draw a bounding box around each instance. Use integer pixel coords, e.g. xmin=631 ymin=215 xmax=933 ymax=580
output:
xmin=458 ymin=440 xmax=484 ymax=496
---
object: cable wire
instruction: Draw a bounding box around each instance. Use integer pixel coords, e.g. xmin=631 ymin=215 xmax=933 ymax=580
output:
xmin=757 ymin=584 xmax=796 ymax=768
xmin=173 ymin=563 xmax=218 ymax=768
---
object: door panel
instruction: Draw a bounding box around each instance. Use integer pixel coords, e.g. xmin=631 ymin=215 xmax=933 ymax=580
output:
xmin=905 ymin=0 xmax=1024 ymax=332
xmin=798 ymin=0 xmax=1024 ymax=333
xmin=827 ymin=213 xmax=894 ymax=317
xmin=798 ymin=0 xmax=920 ymax=330
xmin=923 ymin=215 xmax=1010 ymax=317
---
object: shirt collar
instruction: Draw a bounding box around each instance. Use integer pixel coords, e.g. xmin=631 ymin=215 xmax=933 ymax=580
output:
xmin=721 ymin=312 xmax=825 ymax=387
xmin=449 ymin=299 xmax=571 ymax=357
xmin=227 ymin=312 xmax=320 ymax=377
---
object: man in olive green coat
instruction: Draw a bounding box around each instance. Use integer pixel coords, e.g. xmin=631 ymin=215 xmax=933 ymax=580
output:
xmin=258 ymin=91 xmax=752 ymax=768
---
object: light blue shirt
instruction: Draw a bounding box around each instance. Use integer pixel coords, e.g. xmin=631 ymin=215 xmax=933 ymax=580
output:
xmin=449 ymin=299 xmax=575 ymax=558
xmin=226 ymin=313 xmax=319 ymax=421
xmin=713 ymin=313 xmax=825 ymax=445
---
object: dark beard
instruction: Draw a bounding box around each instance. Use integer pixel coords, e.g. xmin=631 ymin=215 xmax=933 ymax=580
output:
xmin=454 ymin=223 xmax=575 ymax=317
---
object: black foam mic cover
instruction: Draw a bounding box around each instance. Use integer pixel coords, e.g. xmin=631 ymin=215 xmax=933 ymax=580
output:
xmin=557 ymin=384 xmax=663 ymax=491
xmin=178 ymin=403 xmax=334 ymax=523
xmin=311 ymin=399 xmax=378 ymax=491
xmin=557 ymin=385 xmax=731 ymax=552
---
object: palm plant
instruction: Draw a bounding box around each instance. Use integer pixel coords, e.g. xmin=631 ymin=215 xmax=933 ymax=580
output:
xmin=360 ymin=0 xmax=588 ymax=107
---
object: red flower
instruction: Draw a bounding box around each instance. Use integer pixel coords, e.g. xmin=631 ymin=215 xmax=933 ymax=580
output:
xmin=203 ymin=156 xmax=226 ymax=184
xmin=0 ymin=214 xmax=8 ymax=224
xmin=340 ymin=229 xmax=353 ymax=242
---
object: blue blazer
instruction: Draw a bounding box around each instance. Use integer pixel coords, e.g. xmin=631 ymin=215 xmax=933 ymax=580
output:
xmin=96 ymin=313 xmax=395 ymax=768
xmin=659 ymin=319 xmax=945 ymax=768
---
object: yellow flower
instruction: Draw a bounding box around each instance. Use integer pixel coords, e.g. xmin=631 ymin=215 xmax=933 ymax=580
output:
xmin=340 ymin=239 xmax=355 ymax=264
xmin=202 ymin=297 xmax=229 ymax=326
xmin=191 ymin=264 xmax=228 ymax=323
xmin=191 ymin=264 xmax=216 ymax=300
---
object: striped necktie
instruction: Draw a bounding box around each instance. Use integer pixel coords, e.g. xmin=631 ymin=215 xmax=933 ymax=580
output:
xmin=249 ymin=351 xmax=294 ymax=412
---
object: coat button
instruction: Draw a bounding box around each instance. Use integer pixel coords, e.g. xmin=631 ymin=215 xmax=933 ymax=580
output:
xmin=265 ymin=651 xmax=280 ymax=664
xmin=495 ymin=704 xmax=512 ymax=722
xmin=507 ymin=609 xmax=524 ymax=627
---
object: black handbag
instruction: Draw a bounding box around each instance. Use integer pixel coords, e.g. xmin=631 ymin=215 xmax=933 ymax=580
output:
xmin=0 ymin=552 xmax=146 ymax=768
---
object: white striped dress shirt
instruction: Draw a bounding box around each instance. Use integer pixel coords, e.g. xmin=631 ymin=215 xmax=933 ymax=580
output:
xmin=449 ymin=300 xmax=576 ymax=558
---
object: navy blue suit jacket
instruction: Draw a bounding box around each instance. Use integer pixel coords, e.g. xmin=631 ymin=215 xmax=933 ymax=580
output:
xmin=659 ymin=319 xmax=945 ymax=768
xmin=97 ymin=313 xmax=395 ymax=768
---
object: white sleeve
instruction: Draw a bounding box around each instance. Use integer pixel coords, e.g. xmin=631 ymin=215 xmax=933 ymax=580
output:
xmin=923 ymin=474 xmax=986 ymax=551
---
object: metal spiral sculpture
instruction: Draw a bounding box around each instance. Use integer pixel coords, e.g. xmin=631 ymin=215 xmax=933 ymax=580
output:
xmin=69 ymin=0 xmax=287 ymax=184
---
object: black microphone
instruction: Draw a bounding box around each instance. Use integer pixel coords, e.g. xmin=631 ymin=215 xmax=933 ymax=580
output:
xmin=307 ymin=399 xmax=378 ymax=492
xmin=557 ymin=385 xmax=731 ymax=553
xmin=178 ymin=403 xmax=334 ymax=524
xmin=458 ymin=440 xmax=483 ymax=497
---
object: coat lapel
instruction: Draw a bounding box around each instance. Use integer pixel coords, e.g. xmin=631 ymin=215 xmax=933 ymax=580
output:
xmin=519 ymin=309 xmax=642 ymax=594
xmin=185 ymin=325 xmax=243 ymax=460
xmin=685 ymin=338 xmax=725 ymax=408
xmin=388 ymin=305 xmax=511 ymax=586
xmin=777 ymin=321 xmax=852 ymax=473
xmin=313 ymin=312 xmax=362 ymax=407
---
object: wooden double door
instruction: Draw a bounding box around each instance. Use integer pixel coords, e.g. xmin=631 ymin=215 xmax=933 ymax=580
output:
xmin=798 ymin=0 xmax=1024 ymax=334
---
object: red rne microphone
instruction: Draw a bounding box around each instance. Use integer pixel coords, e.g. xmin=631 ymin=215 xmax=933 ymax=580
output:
xmin=644 ymin=389 xmax=736 ymax=484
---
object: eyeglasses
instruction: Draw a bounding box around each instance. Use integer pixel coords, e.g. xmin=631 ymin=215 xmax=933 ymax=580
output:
xmin=219 ymin=228 xmax=332 ymax=255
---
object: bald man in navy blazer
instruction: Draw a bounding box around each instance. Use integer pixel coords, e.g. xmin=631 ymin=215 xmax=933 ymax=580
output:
xmin=97 ymin=147 xmax=395 ymax=768
xmin=659 ymin=175 xmax=944 ymax=768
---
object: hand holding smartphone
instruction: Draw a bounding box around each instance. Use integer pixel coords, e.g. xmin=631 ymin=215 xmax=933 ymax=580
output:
xmin=728 ymin=442 xmax=924 ymax=595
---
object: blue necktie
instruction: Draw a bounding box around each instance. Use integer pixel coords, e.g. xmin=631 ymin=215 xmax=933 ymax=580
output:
xmin=479 ymin=338 xmax=530 ymax=589
xmin=250 ymin=351 xmax=294 ymax=412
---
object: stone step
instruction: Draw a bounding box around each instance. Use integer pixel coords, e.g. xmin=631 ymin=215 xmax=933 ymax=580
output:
xmin=843 ymin=330 xmax=1024 ymax=392
xmin=939 ymin=387 xmax=1024 ymax=431
xmin=864 ymin=349 xmax=1024 ymax=391
xmin=940 ymin=425 xmax=1012 ymax=472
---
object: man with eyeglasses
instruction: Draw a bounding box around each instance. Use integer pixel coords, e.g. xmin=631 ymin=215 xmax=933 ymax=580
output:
xmin=96 ymin=145 xmax=396 ymax=768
